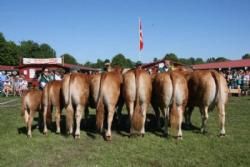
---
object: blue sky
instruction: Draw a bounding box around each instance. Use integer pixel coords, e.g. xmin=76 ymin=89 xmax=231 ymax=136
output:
xmin=0 ymin=0 xmax=249 ymax=64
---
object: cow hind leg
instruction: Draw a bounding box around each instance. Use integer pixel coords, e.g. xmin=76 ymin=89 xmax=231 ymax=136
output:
xmin=140 ymin=103 xmax=147 ymax=136
xmin=23 ymin=109 xmax=29 ymax=125
xmin=27 ymin=110 xmax=35 ymax=138
xmin=162 ymin=107 xmax=169 ymax=137
xmin=66 ymin=105 xmax=74 ymax=135
xmin=105 ymin=105 xmax=115 ymax=141
xmin=200 ymin=106 xmax=209 ymax=134
xmin=43 ymin=106 xmax=48 ymax=135
xmin=127 ymin=102 xmax=135 ymax=134
xmin=75 ymin=105 xmax=84 ymax=139
xmin=217 ymin=103 xmax=226 ymax=136
xmin=55 ymin=106 xmax=61 ymax=134
xmin=152 ymin=102 xmax=161 ymax=130
xmin=176 ymin=106 xmax=184 ymax=139
xmin=184 ymin=106 xmax=194 ymax=128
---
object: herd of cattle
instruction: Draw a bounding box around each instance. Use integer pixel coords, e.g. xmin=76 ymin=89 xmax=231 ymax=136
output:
xmin=21 ymin=67 xmax=228 ymax=140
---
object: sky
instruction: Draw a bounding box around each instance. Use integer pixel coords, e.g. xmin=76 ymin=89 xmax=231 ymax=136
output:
xmin=0 ymin=0 xmax=250 ymax=64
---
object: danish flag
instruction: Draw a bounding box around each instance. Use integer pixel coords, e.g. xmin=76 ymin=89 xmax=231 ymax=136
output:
xmin=139 ymin=18 xmax=143 ymax=51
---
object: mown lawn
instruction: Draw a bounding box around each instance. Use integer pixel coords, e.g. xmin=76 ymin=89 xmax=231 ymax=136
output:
xmin=0 ymin=95 xmax=250 ymax=167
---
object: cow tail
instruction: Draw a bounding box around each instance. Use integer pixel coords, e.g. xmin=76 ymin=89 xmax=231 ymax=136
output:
xmin=170 ymin=72 xmax=178 ymax=132
xmin=132 ymin=69 xmax=143 ymax=131
xmin=96 ymin=73 xmax=106 ymax=132
xmin=62 ymin=74 xmax=73 ymax=131
xmin=211 ymin=71 xmax=228 ymax=104
xmin=62 ymin=74 xmax=72 ymax=106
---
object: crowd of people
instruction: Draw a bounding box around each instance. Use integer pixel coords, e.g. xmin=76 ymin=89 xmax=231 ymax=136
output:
xmin=221 ymin=69 xmax=250 ymax=93
xmin=1 ymin=66 xmax=250 ymax=97
xmin=37 ymin=68 xmax=62 ymax=90
xmin=0 ymin=68 xmax=63 ymax=97
xmin=0 ymin=72 xmax=28 ymax=97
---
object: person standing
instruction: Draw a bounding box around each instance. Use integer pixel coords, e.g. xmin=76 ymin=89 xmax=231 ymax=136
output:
xmin=38 ymin=68 xmax=52 ymax=90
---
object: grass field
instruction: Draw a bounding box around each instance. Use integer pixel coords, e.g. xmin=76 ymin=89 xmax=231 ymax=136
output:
xmin=0 ymin=95 xmax=250 ymax=167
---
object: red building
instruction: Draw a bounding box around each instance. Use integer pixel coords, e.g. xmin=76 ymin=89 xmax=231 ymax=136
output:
xmin=1 ymin=58 xmax=100 ymax=87
xmin=192 ymin=59 xmax=250 ymax=70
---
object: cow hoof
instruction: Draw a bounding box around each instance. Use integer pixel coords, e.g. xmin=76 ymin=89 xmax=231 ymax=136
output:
xmin=56 ymin=130 xmax=61 ymax=134
xmin=75 ymin=134 xmax=80 ymax=139
xmin=201 ymin=129 xmax=207 ymax=134
xmin=163 ymin=133 xmax=168 ymax=138
xmin=177 ymin=136 xmax=183 ymax=140
xmin=105 ymin=136 xmax=112 ymax=141
xmin=27 ymin=134 xmax=32 ymax=138
xmin=219 ymin=133 xmax=226 ymax=137
xmin=141 ymin=134 xmax=145 ymax=138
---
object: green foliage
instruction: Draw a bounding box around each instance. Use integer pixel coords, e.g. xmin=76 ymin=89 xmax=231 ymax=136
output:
xmin=164 ymin=53 xmax=204 ymax=65
xmin=164 ymin=53 xmax=178 ymax=62
xmin=0 ymin=33 xmax=19 ymax=65
xmin=39 ymin=43 xmax=56 ymax=58
xmin=242 ymin=53 xmax=250 ymax=59
xmin=207 ymin=57 xmax=216 ymax=63
xmin=84 ymin=54 xmax=135 ymax=69
xmin=215 ymin=57 xmax=228 ymax=62
xmin=206 ymin=57 xmax=229 ymax=63
xmin=153 ymin=57 xmax=158 ymax=62
xmin=61 ymin=53 xmax=78 ymax=65
xmin=0 ymin=32 xmax=56 ymax=65
xmin=111 ymin=53 xmax=134 ymax=68
xmin=19 ymin=40 xmax=56 ymax=58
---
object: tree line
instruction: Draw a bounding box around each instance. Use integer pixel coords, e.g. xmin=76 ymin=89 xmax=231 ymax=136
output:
xmin=0 ymin=32 xmax=249 ymax=68
xmin=0 ymin=32 xmax=77 ymax=66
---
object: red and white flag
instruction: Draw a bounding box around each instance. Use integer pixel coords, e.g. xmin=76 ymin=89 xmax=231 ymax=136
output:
xmin=139 ymin=18 xmax=143 ymax=51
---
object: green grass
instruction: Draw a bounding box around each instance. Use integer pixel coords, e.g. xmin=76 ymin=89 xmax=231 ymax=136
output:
xmin=0 ymin=96 xmax=250 ymax=167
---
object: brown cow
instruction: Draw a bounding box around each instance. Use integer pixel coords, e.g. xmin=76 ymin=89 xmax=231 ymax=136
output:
xmin=96 ymin=69 xmax=123 ymax=140
xmin=152 ymin=71 xmax=188 ymax=139
xmin=123 ymin=68 xmax=152 ymax=136
xmin=42 ymin=80 xmax=64 ymax=135
xmin=62 ymin=73 xmax=89 ymax=138
xmin=184 ymin=70 xmax=228 ymax=136
xmin=21 ymin=89 xmax=43 ymax=137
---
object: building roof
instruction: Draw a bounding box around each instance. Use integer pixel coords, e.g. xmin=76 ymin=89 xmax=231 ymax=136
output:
xmin=18 ymin=63 xmax=100 ymax=71
xmin=192 ymin=59 xmax=250 ymax=70
xmin=141 ymin=59 xmax=189 ymax=69
xmin=0 ymin=65 xmax=17 ymax=70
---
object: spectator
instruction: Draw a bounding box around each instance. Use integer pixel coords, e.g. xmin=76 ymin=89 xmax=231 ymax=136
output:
xmin=38 ymin=68 xmax=52 ymax=90
xmin=3 ymin=79 xmax=12 ymax=97
xmin=54 ymin=71 xmax=62 ymax=80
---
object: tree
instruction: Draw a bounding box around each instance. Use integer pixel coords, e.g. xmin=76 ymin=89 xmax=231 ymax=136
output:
xmin=18 ymin=40 xmax=56 ymax=58
xmin=153 ymin=57 xmax=158 ymax=62
xmin=215 ymin=57 xmax=228 ymax=62
xmin=61 ymin=53 xmax=78 ymax=64
xmin=111 ymin=53 xmax=134 ymax=68
xmin=0 ymin=33 xmax=19 ymax=65
xmin=242 ymin=53 xmax=250 ymax=59
xmin=207 ymin=57 xmax=216 ymax=63
xmin=19 ymin=40 xmax=40 ymax=58
xmin=195 ymin=58 xmax=204 ymax=64
xmin=39 ymin=43 xmax=56 ymax=58
xmin=164 ymin=53 xmax=178 ymax=62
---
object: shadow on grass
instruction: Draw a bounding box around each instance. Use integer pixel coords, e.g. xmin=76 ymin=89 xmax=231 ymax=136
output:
xmin=17 ymin=124 xmax=39 ymax=136
xmin=17 ymin=111 xmax=201 ymax=139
